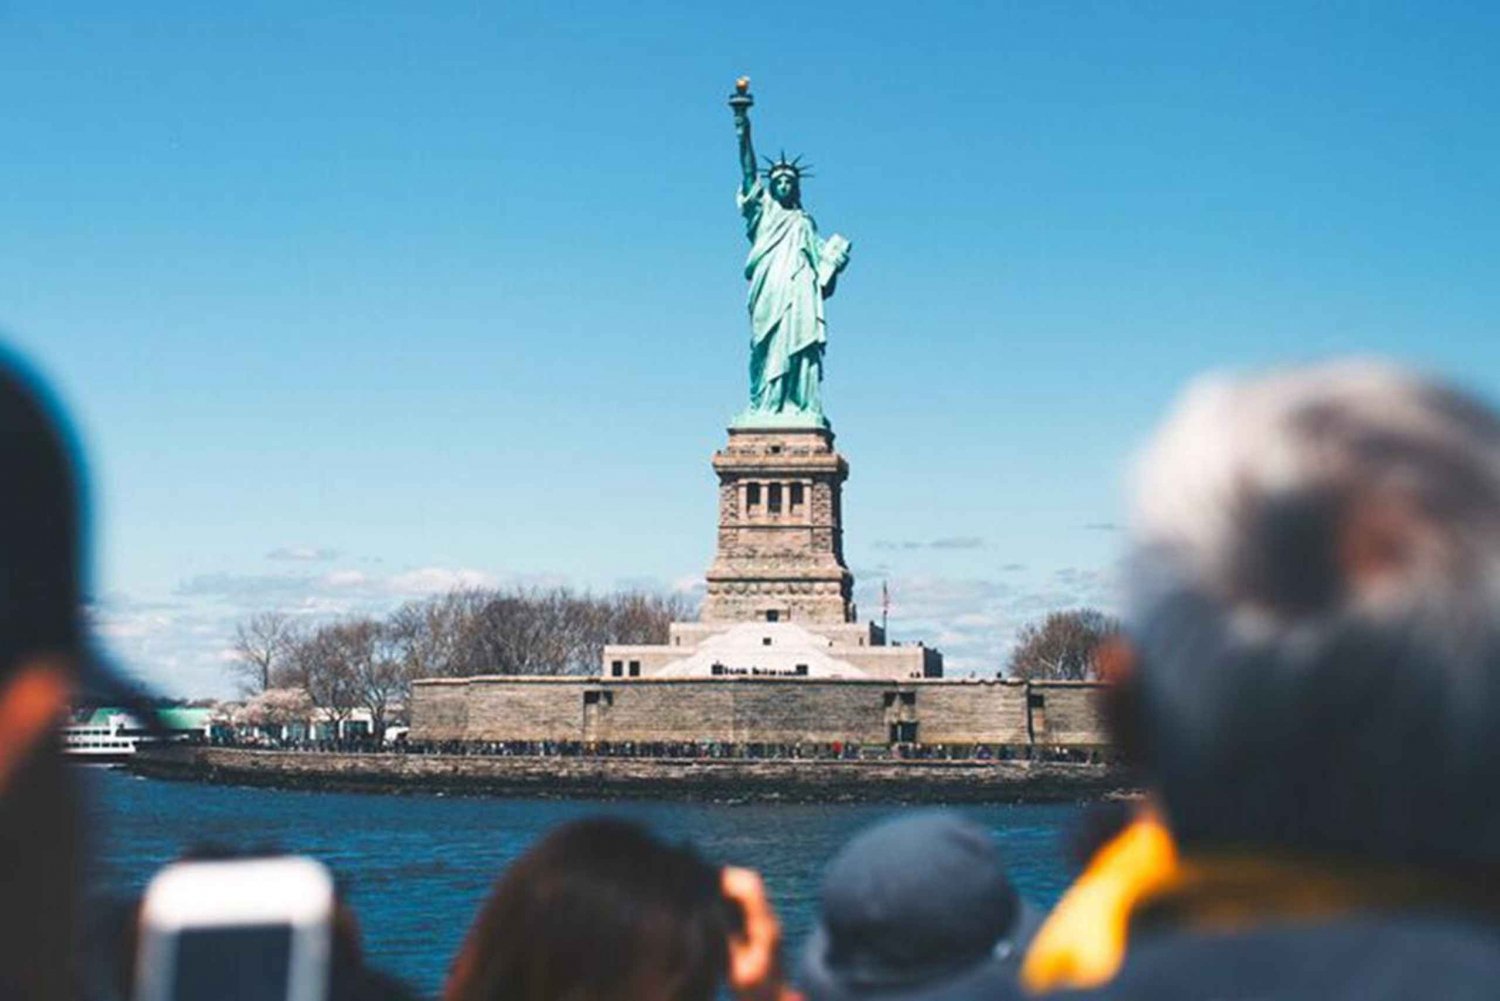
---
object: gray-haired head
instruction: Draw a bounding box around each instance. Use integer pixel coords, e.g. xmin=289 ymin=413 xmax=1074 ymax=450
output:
xmin=1125 ymin=360 xmax=1500 ymax=867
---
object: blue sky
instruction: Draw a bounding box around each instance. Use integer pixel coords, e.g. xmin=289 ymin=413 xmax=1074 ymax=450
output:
xmin=3 ymin=2 xmax=1497 ymax=695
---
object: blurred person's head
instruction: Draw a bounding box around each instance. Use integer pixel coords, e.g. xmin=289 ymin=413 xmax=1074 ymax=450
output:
xmin=1119 ymin=360 xmax=1500 ymax=869
xmin=0 ymin=349 xmax=155 ymax=999
xmin=0 ymin=352 xmax=92 ymax=1000
xmin=0 ymin=353 xmax=85 ymax=766
xmin=800 ymin=810 xmax=1040 ymax=1001
xmin=445 ymin=817 xmax=734 ymax=1001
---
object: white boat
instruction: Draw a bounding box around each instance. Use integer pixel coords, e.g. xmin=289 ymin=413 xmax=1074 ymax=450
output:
xmin=62 ymin=713 xmax=148 ymax=765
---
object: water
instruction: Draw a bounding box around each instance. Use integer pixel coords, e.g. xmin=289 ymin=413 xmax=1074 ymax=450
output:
xmin=87 ymin=768 xmax=1086 ymax=998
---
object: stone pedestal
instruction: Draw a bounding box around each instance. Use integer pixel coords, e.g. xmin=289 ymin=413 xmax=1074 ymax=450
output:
xmin=701 ymin=426 xmax=855 ymax=624
xmin=601 ymin=424 xmax=942 ymax=680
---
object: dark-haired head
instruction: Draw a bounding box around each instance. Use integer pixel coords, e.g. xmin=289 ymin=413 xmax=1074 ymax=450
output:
xmin=0 ymin=351 xmax=90 ymax=1001
xmin=445 ymin=818 xmax=733 ymax=1001
xmin=0 ymin=348 xmax=166 ymax=1000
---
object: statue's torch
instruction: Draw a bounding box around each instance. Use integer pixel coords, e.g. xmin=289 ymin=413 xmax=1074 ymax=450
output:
xmin=728 ymin=76 xmax=753 ymax=121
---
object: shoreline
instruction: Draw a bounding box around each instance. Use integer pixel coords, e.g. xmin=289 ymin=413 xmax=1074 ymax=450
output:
xmin=125 ymin=746 xmax=1135 ymax=804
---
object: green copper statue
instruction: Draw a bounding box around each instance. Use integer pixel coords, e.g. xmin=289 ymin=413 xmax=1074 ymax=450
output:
xmin=729 ymin=78 xmax=851 ymax=429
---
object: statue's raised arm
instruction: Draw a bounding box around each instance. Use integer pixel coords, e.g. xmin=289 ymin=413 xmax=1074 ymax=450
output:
xmin=730 ymin=77 xmax=757 ymax=195
xmin=726 ymin=78 xmax=850 ymax=431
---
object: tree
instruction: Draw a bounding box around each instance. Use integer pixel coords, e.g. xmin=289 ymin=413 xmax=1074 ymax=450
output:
xmin=453 ymin=587 xmax=694 ymax=676
xmin=358 ymin=622 xmax=410 ymax=739
xmin=1008 ymin=608 xmax=1123 ymax=681
xmin=605 ymin=590 xmax=694 ymax=646
xmin=236 ymin=687 xmax=313 ymax=734
xmin=230 ymin=611 xmax=299 ymax=694
xmin=463 ymin=588 xmax=559 ymax=675
xmin=234 ymin=586 xmax=699 ymax=705
xmin=387 ymin=593 xmax=472 ymax=679
xmin=284 ymin=622 xmax=363 ymax=739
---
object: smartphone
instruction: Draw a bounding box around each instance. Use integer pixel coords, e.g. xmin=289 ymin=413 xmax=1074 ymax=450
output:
xmin=133 ymin=856 xmax=335 ymax=1001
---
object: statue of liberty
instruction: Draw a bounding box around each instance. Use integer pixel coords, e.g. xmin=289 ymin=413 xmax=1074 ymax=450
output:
xmin=729 ymin=78 xmax=851 ymax=428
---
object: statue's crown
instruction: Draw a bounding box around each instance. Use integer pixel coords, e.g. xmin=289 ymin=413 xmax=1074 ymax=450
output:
xmin=761 ymin=151 xmax=813 ymax=181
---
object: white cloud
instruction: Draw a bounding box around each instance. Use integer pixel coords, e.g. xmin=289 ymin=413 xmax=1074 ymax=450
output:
xmin=856 ymin=563 xmax=1121 ymax=678
xmin=107 ymin=563 xmax=507 ymax=697
xmin=266 ymin=546 xmax=341 ymax=562
xmin=386 ymin=567 xmax=497 ymax=594
xmin=873 ymin=536 xmax=986 ymax=551
xmin=95 ymin=611 xmax=175 ymax=640
xmin=322 ymin=569 xmax=370 ymax=588
xmin=176 ymin=572 xmax=317 ymax=601
xmin=89 ymin=597 xmax=232 ymax=698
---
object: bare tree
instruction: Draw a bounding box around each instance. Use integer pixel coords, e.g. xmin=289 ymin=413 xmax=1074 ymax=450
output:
xmin=239 ymin=587 xmax=698 ymax=706
xmin=284 ymin=622 xmax=363 ymax=739
xmin=1008 ymin=608 xmax=1123 ymax=681
xmin=608 ymin=590 xmax=694 ymax=645
xmin=358 ymin=622 xmax=410 ymax=739
xmin=388 ymin=593 xmax=471 ymax=678
xmin=230 ymin=611 xmax=299 ymax=694
xmin=463 ymin=588 xmax=577 ymax=675
xmin=454 ymin=587 xmax=692 ymax=676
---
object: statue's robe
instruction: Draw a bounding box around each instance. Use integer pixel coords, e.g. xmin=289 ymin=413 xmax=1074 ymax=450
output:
xmin=738 ymin=178 xmax=827 ymax=414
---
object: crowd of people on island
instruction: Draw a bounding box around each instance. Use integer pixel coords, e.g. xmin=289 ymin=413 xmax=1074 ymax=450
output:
xmin=214 ymin=734 xmax=1099 ymax=764
xmin=8 ymin=347 xmax=1500 ymax=999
